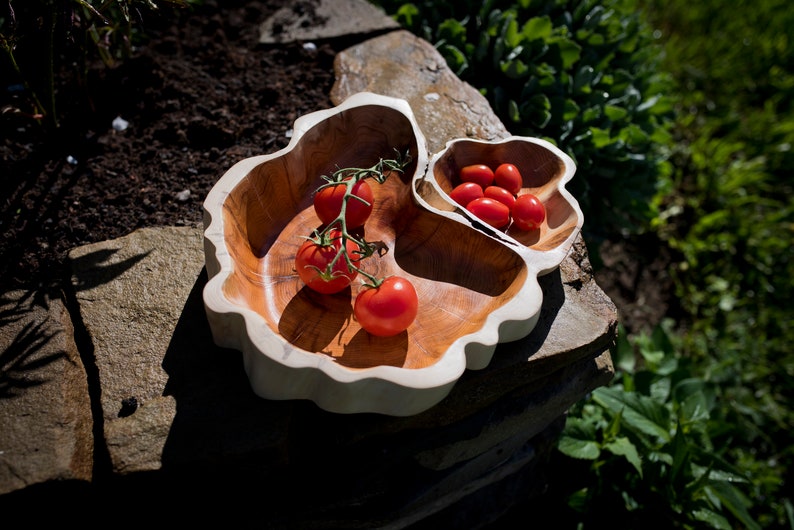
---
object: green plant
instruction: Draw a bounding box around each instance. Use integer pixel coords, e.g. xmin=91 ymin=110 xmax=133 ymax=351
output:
xmin=640 ymin=1 xmax=794 ymax=526
xmin=0 ymin=0 xmax=193 ymax=127
xmin=552 ymin=322 xmax=768 ymax=529
xmin=370 ymin=0 xmax=675 ymax=241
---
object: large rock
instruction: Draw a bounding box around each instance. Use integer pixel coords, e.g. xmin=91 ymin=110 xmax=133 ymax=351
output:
xmin=331 ymin=29 xmax=508 ymax=154
xmin=0 ymin=290 xmax=93 ymax=494
xmin=260 ymin=0 xmax=399 ymax=44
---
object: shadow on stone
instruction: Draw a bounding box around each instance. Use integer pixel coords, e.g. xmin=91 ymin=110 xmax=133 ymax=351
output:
xmin=69 ymin=247 xmax=151 ymax=292
xmin=159 ymin=268 xmax=293 ymax=483
xmin=0 ymin=291 xmax=66 ymax=399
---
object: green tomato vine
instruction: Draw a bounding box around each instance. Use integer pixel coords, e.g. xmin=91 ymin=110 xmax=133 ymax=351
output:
xmin=304 ymin=149 xmax=412 ymax=288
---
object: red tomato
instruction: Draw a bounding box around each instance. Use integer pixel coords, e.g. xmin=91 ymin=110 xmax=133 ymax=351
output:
xmin=294 ymin=230 xmax=360 ymax=294
xmin=459 ymin=164 xmax=494 ymax=188
xmin=512 ymin=193 xmax=546 ymax=231
xmin=466 ymin=197 xmax=511 ymax=228
xmin=494 ymin=163 xmax=523 ymax=195
xmin=354 ymin=276 xmax=419 ymax=337
xmin=484 ymin=185 xmax=516 ymax=210
xmin=313 ymin=178 xmax=374 ymax=229
xmin=449 ymin=182 xmax=484 ymax=207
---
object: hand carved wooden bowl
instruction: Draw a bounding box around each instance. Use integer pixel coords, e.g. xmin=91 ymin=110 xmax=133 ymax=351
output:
xmin=202 ymin=92 xmax=582 ymax=416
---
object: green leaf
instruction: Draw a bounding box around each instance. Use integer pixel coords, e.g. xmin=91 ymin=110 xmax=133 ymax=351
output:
xmin=604 ymin=104 xmax=628 ymax=121
xmin=501 ymin=58 xmax=529 ymax=79
xmin=440 ymin=44 xmax=468 ymax=76
xmin=558 ymin=435 xmax=600 ymax=460
xmin=691 ymin=508 xmax=733 ymax=530
xmin=706 ymin=481 xmax=762 ymax=530
xmin=502 ymin=13 xmax=521 ymax=48
xmin=566 ymin=488 xmax=590 ymax=513
xmin=523 ymin=16 xmax=552 ymax=40
xmin=553 ymin=37 xmax=582 ymax=69
xmin=562 ymin=98 xmax=580 ymax=122
xmin=508 ymin=99 xmax=521 ymax=123
xmin=589 ymin=127 xmax=612 ymax=148
xmin=593 ymin=387 xmax=672 ymax=441
xmin=604 ymin=436 xmax=643 ymax=477
xmin=559 ymin=416 xmax=601 ymax=459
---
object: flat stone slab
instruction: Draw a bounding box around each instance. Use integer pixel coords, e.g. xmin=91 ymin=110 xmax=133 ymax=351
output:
xmin=260 ymin=0 xmax=399 ymax=44
xmin=0 ymin=290 xmax=93 ymax=494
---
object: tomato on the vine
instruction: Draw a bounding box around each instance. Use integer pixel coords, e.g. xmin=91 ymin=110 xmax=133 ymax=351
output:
xmin=512 ymin=193 xmax=545 ymax=231
xmin=466 ymin=197 xmax=511 ymax=228
xmin=483 ymin=185 xmax=516 ymax=210
xmin=459 ymin=164 xmax=494 ymax=188
xmin=295 ymin=230 xmax=361 ymax=294
xmin=354 ymin=276 xmax=418 ymax=337
xmin=449 ymin=182 xmax=484 ymax=207
xmin=313 ymin=178 xmax=374 ymax=229
xmin=494 ymin=163 xmax=523 ymax=195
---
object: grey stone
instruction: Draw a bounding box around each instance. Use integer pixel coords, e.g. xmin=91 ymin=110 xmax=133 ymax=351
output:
xmin=68 ymin=225 xmax=205 ymax=473
xmin=260 ymin=0 xmax=399 ymax=44
xmin=0 ymin=290 xmax=93 ymax=494
xmin=331 ymin=30 xmax=509 ymax=154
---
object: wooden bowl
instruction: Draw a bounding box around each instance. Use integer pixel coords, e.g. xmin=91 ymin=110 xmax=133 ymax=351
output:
xmin=420 ymin=137 xmax=582 ymax=275
xmin=202 ymin=92 xmax=578 ymax=416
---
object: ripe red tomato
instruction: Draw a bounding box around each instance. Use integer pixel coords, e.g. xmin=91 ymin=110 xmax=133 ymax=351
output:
xmin=483 ymin=185 xmax=516 ymax=210
xmin=449 ymin=182 xmax=484 ymax=207
xmin=354 ymin=276 xmax=418 ymax=337
xmin=313 ymin=178 xmax=374 ymax=229
xmin=294 ymin=230 xmax=360 ymax=294
xmin=466 ymin=197 xmax=510 ymax=228
xmin=459 ymin=164 xmax=494 ymax=188
xmin=512 ymin=193 xmax=545 ymax=231
xmin=494 ymin=163 xmax=523 ymax=195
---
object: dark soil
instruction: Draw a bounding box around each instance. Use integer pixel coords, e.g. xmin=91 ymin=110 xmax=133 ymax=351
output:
xmin=0 ymin=0 xmax=673 ymax=335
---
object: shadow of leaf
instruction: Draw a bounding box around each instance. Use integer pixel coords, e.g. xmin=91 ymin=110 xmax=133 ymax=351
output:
xmin=70 ymin=247 xmax=151 ymax=291
xmin=0 ymin=292 xmax=66 ymax=399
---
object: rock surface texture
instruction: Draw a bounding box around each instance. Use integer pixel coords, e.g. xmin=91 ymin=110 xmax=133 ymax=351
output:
xmin=0 ymin=2 xmax=617 ymax=527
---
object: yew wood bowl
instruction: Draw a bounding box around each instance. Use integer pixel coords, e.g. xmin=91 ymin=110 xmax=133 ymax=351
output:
xmin=202 ymin=92 xmax=579 ymax=416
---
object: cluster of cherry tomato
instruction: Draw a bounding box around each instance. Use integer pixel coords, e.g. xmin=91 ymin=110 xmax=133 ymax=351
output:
xmin=449 ymin=163 xmax=545 ymax=231
xmin=293 ymin=154 xmax=419 ymax=337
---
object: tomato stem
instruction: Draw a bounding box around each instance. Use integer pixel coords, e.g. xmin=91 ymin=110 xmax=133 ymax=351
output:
xmin=309 ymin=149 xmax=412 ymax=288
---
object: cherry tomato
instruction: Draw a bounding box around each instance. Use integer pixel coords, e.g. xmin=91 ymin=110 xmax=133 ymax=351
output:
xmin=449 ymin=182 xmax=484 ymax=207
xmin=294 ymin=230 xmax=360 ymax=294
xmin=313 ymin=178 xmax=374 ymax=229
xmin=466 ymin=197 xmax=511 ymax=228
xmin=459 ymin=164 xmax=494 ymax=188
xmin=494 ymin=163 xmax=523 ymax=195
xmin=354 ymin=276 xmax=419 ymax=337
xmin=512 ymin=193 xmax=545 ymax=231
xmin=483 ymin=185 xmax=516 ymax=210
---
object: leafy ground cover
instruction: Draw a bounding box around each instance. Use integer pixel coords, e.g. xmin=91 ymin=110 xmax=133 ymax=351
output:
xmin=371 ymin=0 xmax=794 ymax=528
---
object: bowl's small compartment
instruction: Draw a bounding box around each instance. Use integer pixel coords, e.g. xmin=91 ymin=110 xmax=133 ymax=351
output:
xmin=423 ymin=137 xmax=580 ymax=252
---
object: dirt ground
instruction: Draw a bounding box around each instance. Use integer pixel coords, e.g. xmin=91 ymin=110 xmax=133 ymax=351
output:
xmin=0 ymin=0 xmax=673 ymax=335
